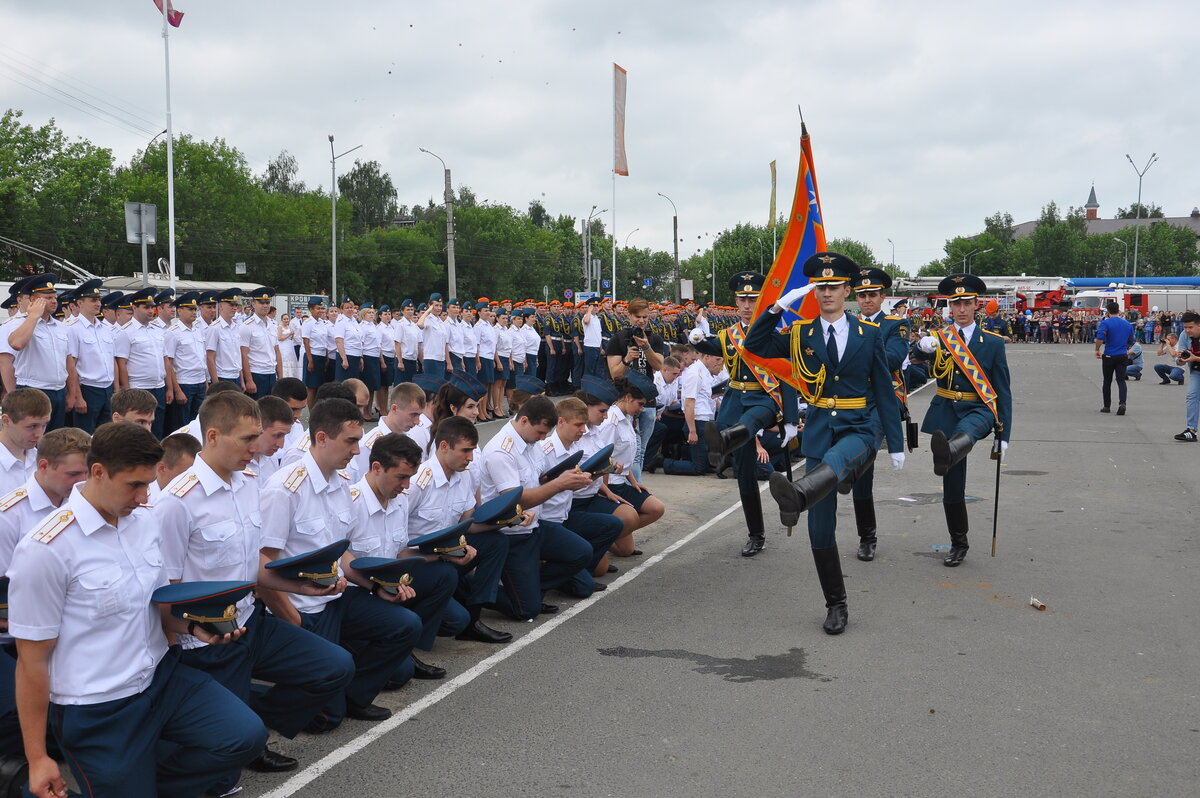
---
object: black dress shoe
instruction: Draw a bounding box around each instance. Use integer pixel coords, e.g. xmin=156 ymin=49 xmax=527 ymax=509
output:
xmin=856 ymin=539 xmax=877 ymax=562
xmin=411 ymin=654 xmax=447 ymax=680
xmin=630 ymin=549 xmax=643 ymax=556
xmin=540 ymin=602 xmax=560 ymax=614
xmin=607 ymin=563 xmax=619 ymax=573
xmin=248 ymin=747 xmax=299 ymax=773
xmin=1100 ymin=406 xmax=1110 ymax=413
xmin=943 ymin=546 xmax=969 ymax=567
xmin=346 ymin=702 xmax=392 ymax=722
xmin=1116 ymin=404 xmax=1126 ymax=416
xmin=591 ymin=581 xmax=607 ymax=591
xmin=303 ymin=715 xmax=339 ymax=734
xmin=741 ymin=536 xmax=765 ymax=557
xmin=455 ymin=620 xmax=513 ymax=644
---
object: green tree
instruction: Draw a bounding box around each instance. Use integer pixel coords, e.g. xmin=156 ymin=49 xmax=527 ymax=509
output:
xmin=259 ymin=150 xmax=306 ymax=195
xmin=1115 ymin=202 xmax=1164 ymax=219
xmin=337 ymin=159 xmax=397 ymax=234
xmin=827 ymin=237 xmax=880 ymax=271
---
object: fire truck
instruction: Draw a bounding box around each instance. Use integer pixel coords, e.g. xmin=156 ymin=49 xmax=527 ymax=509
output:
xmin=1071 ymin=286 xmax=1200 ymax=315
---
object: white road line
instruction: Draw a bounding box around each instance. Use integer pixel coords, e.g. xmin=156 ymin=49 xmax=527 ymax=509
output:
xmin=259 ymin=498 xmax=747 ymax=798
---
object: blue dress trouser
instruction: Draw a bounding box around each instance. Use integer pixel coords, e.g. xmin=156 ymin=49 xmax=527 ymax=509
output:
xmin=805 ymin=432 xmax=878 ymax=549
xmin=562 ymin=510 xmax=624 ymax=597
xmin=663 ymin=419 xmax=709 ymax=475
xmin=495 ymin=524 xmax=591 ymax=620
xmin=146 ymin=385 xmax=167 ymax=439
xmin=299 ymin=588 xmax=420 ymax=725
xmin=75 ymin=384 xmax=113 ymax=434
xmin=0 ymin=646 xmax=17 ymax=758
xmin=458 ymin=530 xmax=510 ymax=607
xmin=51 ymin=648 xmax=267 ymax=798
xmin=250 ymin=372 xmax=276 ymax=398
xmin=938 ymin=405 xmax=996 ymax=505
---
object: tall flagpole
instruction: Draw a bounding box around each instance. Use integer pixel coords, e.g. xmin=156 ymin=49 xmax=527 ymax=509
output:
xmin=161 ymin=6 xmax=177 ymax=290
xmin=611 ymin=172 xmax=617 ymax=302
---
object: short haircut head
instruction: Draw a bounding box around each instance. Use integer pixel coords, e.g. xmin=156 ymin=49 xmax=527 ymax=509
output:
xmin=517 ymin=395 xmax=557 ymax=427
xmin=388 ymin=382 xmax=425 ymax=409
xmin=206 ymin=381 xmax=243 ymax=397
xmin=270 ymin=377 xmax=307 ymax=402
xmin=88 ymin=421 xmax=163 ymax=473
xmin=316 ymin=381 xmax=356 ymax=403
xmin=36 ymin=427 xmax=90 ymax=464
xmin=257 ymin=395 xmax=294 ymax=428
xmin=434 ymin=415 xmax=478 ymax=449
xmin=198 ymin=391 xmax=260 ymax=436
xmin=555 ymin=396 xmax=587 ymax=422
xmin=2 ymin=387 xmax=52 ymax=423
xmin=369 ymin=433 xmax=422 ymax=470
xmin=161 ymin=433 xmax=201 ymax=468
xmin=342 ymin=378 xmax=368 ymax=398
xmin=1106 ymin=301 xmax=1120 ymax=315
xmin=1181 ymin=311 xmax=1200 ymax=325
xmin=112 ymin=388 xmax=158 ymax=417
xmin=309 ymin=398 xmax=363 ymax=443
xmin=662 ymin=355 xmax=682 ymax=370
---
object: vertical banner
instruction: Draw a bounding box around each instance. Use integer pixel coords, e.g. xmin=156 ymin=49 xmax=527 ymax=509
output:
xmin=768 ymin=160 xmax=777 ymax=228
xmin=613 ymin=63 xmax=629 ymax=176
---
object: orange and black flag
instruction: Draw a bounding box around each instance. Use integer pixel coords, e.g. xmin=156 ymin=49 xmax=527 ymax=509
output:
xmin=739 ymin=117 xmax=828 ymax=391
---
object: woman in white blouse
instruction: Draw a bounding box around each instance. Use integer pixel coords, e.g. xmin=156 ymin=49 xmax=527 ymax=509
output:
xmin=492 ymin=310 xmax=513 ymax=418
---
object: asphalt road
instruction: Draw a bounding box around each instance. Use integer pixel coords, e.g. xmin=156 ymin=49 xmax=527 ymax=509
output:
xmin=241 ymin=344 xmax=1200 ymax=798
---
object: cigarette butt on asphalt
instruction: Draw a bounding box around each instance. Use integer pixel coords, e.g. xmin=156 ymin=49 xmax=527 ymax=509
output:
xmin=1030 ymin=597 xmax=1046 ymax=611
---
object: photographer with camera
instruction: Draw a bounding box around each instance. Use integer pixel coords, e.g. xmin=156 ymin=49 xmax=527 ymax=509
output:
xmin=606 ymin=298 xmax=666 ymax=479
xmin=1172 ymin=311 xmax=1200 ymax=442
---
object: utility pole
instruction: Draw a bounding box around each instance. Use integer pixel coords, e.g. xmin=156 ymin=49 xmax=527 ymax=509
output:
xmin=420 ymin=147 xmax=456 ymax=298
xmin=658 ymin=192 xmax=680 ymax=303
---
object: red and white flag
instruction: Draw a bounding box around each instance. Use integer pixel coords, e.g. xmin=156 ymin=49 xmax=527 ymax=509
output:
xmin=613 ymin=63 xmax=629 ymax=176
xmin=153 ymin=0 xmax=184 ymax=27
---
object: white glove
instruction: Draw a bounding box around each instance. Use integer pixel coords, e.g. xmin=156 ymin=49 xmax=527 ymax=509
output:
xmin=775 ymin=283 xmax=816 ymax=311
xmin=891 ymin=452 xmax=905 ymax=470
xmin=783 ymin=423 xmax=799 ymax=445
xmin=999 ymin=440 xmax=1008 ymax=462
xmin=918 ymin=335 xmax=939 ymax=353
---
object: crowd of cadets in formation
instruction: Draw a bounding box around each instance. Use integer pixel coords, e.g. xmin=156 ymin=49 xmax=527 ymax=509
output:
xmin=965 ymin=307 xmax=1192 ymax=345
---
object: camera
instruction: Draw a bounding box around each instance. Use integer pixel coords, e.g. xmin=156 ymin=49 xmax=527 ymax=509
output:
xmin=631 ymin=326 xmax=645 ymax=340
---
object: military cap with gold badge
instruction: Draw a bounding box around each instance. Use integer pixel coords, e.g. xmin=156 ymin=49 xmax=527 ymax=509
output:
xmin=729 ymin=271 xmax=765 ymax=297
xmin=801 ymin=251 xmax=858 ymax=283
xmin=853 ymin=266 xmax=893 ymax=293
xmin=937 ymin=273 xmax=987 ymax=298
xmin=151 ymin=580 xmax=256 ymax=635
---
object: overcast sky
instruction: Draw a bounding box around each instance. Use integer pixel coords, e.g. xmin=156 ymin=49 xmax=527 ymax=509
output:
xmin=2 ymin=0 xmax=1198 ymax=275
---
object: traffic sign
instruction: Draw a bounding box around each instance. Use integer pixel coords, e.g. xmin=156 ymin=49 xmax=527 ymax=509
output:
xmin=643 ymin=278 xmax=653 ymax=288
xmin=564 ymin=289 xmax=574 ymax=299
xmin=602 ymin=280 xmax=611 ymax=288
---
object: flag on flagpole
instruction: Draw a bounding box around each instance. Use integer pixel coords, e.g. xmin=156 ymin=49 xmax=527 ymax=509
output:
xmin=613 ymin=64 xmax=629 ymax=176
xmin=767 ymin=160 xmax=777 ymax=229
xmin=740 ymin=119 xmax=828 ymax=390
xmin=153 ymin=0 xmax=184 ymax=27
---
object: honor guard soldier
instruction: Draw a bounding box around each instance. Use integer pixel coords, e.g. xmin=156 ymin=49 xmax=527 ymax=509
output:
xmin=704 ymin=272 xmax=800 ymax=557
xmin=64 ymin=278 xmax=115 ymax=434
xmin=241 ymin=287 xmax=281 ymax=396
xmin=207 ymin=287 xmax=246 ymax=387
xmin=745 ymin=252 xmax=905 ymax=635
xmin=7 ymin=422 xmax=268 ymax=798
xmin=115 ymin=287 xmax=169 ymax=437
xmin=154 ymin=392 xmax=354 ymax=786
xmin=914 ymin=274 xmax=1012 ymax=566
xmin=849 ymin=267 xmax=911 ymax=561
xmin=258 ymin=398 xmax=421 ymax=731
xmin=163 ymin=291 xmax=209 ymax=433
xmin=346 ymin=433 xmax=464 ymax=682
xmin=301 ymin=296 xmax=329 ymax=406
xmin=6 ymin=275 xmax=69 ymax=431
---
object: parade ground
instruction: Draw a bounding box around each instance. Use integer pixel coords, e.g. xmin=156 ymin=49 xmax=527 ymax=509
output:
xmin=241 ymin=343 xmax=1199 ymax=798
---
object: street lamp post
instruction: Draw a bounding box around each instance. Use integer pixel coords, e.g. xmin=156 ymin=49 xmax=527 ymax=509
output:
xmin=1114 ymin=237 xmax=1128 ymax=282
xmin=1125 ymin=153 xmax=1158 ymax=286
xmin=329 ymin=134 xmax=362 ymax=303
xmin=585 ymin=206 xmax=607 ymax=293
xmin=964 ymin=247 xmax=992 ymax=274
xmin=657 ymin=192 xmax=680 ymax=303
xmin=624 ymin=228 xmax=639 ymax=248
xmin=757 ymin=238 xmax=765 ymax=272
xmin=419 ymin=147 xmax=457 ymax=299
xmin=887 ymin=237 xmax=895 ymax=275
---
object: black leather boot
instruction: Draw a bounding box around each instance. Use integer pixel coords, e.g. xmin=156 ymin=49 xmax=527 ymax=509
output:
xmin=853 ymin=498 xmax=877 ymax=561
xmin=943 ymin=501 xmax=969 ymax=567
xmin=931 ymin=430 xmax=975 ymax=476
xmin=838 ymin=452 xmax=876 ymax=494
xmin=740 ymin=490 xmax=765 ymax=557
xmin=812 ymin=544 xmax=848 ymax=634
xmin=705 ymin=422 xmax=752 ymax=468
xmin=768 ymin=463 xmax=839 ymax=528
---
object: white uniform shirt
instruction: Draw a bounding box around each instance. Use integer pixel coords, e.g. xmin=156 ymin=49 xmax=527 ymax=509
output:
xmin=259 ymin=452 xmax=355 ymax=614
xmin=348 ymin=478 xmax=411 ymax=558
xmin=12 ymin=316 xmax=68 ymax=390
xmin=167 ymin=417 xmax=203 ymax=442
xmin=654 ymin=371 xmax=682 ymax=411
xmin=446 ymin=317 xmax=465 ymax=358
xmin=495 ymin=324 xmax=513 ymax=359
xmin=239 ymin=314 xmax=279 ymax=374
xmin=332 ymin=313 xmax=364 ymax=357
xmin=397 ymin=318 xmax=420 ymax=360
xmin=509 ymin=326 xmax=527 ymax=364
xmin=66 ymin=314 xmax=115 ymax=388
xmin=288 ymin=316 xmax=303 ymax=346
xmin=153 ymin=456 xmax=263 ymax=648
xmin=573 ymin=422 xmax=614 ymax=500
xmin=406 ymin=456 xmax=476 ymax=539
xmin=377 ymin=321 xmax=396 ymax=360
xmin=301 ymin=316 xmax=328 ymax=357
xmin=0 ymin=444 xmax=38 ymax=497
xmin=460 ymin=319 xmax=478 ymax=360
xmin=522 ymin=324 xmax=541 ymax=357
xmin=479 ymin=420 xmax=538 ymax=534
xmin=114 ymin=318 xmax=166 ymax=389
xmin=360 ymin=320 xmax=381 ymax=357
xmin=605 ymin=404 xmax=638 ymax=486
xmin=7 ymin=488 xmax=168 ymax=705
xmin=582 ymin=313 xmax=602 ymax=347
xmin=535 ymin=432 xmax=576 ymax=523
xmin=421 ymin=315 xmax=447 ymax=362
xmin=206 ymin=317 xmax=243 ymax=380
xmin=164 ymin=320 xmax=208 ymax=385
xmin=407 ymin=414 xmax=432 ymax=454
xmin=349 ymin=415 xmax=401 ymax=483
xmin=0 ymin=476 xmax=61 ymax=642
xmin=475 ymin=320 xmax=497 ymax=359
xmin=680 ymin=360 xmax=716 ymax=422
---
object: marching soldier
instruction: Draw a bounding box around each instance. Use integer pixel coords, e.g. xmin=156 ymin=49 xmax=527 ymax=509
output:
xmin=704 ymin=272 xmax=800 ymax=557
xmin=849 ymin=267 xmax=911 ymax=561
xmin=745 ymin=252 xmax=905 ymax=635
xmin=914 ymin=274 xmax=1012 ymax=567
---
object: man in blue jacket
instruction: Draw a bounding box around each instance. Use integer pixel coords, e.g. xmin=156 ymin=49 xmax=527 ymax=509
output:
xmin=1094 ymin=301 xmax=1135 ymax=415
xmin=915 ymin=274 xmax=1012 ymax=567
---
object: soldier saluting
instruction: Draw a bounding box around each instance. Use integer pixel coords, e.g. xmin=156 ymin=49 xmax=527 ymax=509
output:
xmin=914 ymin=274 xmax=1012 ymax=567
xmin=745 ymin=252 xmax=904 ymax=635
